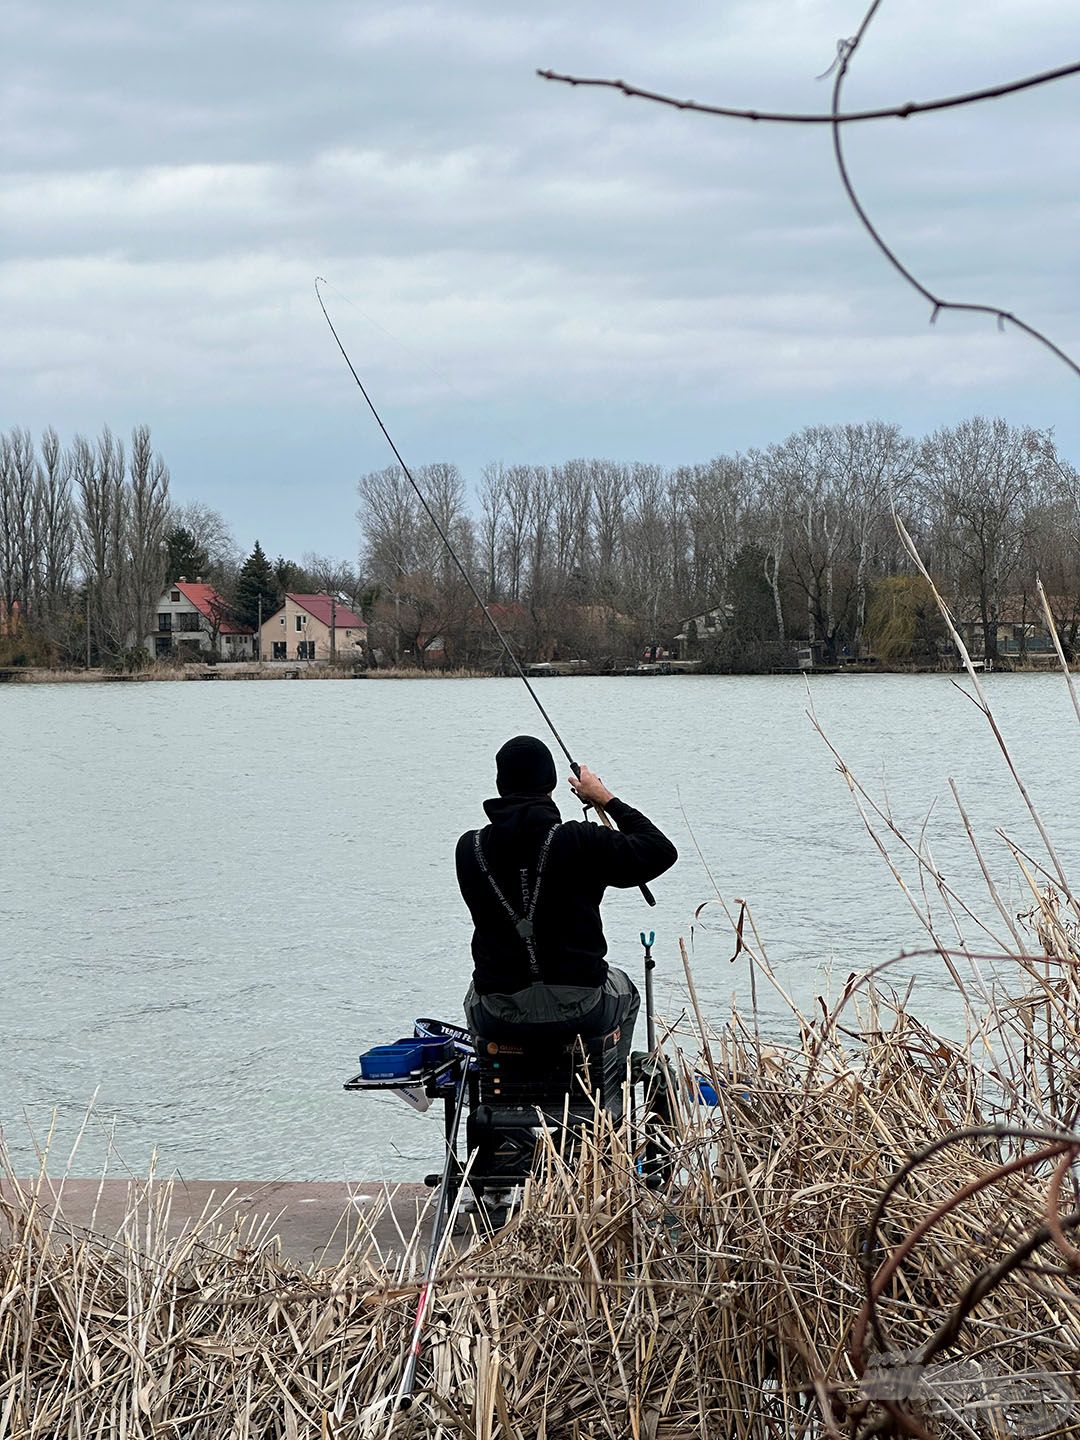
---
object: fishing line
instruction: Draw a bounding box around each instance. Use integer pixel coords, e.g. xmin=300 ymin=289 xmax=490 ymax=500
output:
xmin=316 ymin=277 xmax=566 ymax=472
xmin=315 ymin=276 xmax=576 ymax=767
xmin=315 ymin=277 xmax=497 ymax=421
xmin=314 ymin=276 xmax=656 ymax=906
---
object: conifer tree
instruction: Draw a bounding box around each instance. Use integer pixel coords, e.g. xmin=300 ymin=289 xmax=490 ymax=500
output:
xmin=164 ymin=525 xmax=208 ymax=584
xmin=234 ymin=540 xmax=280 ymax=629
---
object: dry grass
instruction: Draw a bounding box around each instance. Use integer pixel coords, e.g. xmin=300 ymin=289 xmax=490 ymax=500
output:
xmin=5 ymin=666 xmax=133 ymax=683
xmin=3 ymin=924 xmax=1080 ymax=1438
xmin=363 ymin=667 xmax=499 ymax=680
xmin=6 ymin=664 xmax=500 ymax=684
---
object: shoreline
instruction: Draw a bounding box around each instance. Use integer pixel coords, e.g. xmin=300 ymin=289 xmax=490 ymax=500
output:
xmin=1 ymin=658 xmax=1074 ymax=685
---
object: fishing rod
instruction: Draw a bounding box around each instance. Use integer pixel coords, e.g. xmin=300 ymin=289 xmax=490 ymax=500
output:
xmin=315 ymin=277 xmax=655 ymax=907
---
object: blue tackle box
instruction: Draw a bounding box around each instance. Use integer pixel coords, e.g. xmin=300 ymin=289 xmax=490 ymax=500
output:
xmin=358 ymin=1036 xmax=454 ymax=1079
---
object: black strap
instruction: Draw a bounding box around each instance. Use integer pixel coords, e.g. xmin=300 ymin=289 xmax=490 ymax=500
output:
xmin=473 ymin=824 xmax=560 ymax=982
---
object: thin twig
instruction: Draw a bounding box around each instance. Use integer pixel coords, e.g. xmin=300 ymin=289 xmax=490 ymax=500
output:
xmin=830 ymin=2 xmax=1080 ymax=381
xmin=536 ymin=59 xmax=1080 ymax=127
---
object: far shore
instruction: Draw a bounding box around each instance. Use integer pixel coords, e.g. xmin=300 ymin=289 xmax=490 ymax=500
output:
xmin=0 ymin=662 xmax=492 ymax=684
xmin=1 ymin=656 xmax=1075 ymax=685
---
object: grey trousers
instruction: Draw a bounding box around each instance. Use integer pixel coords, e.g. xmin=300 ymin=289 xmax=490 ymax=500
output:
xmin=465 ymin=967 xmax=640 ymax=1071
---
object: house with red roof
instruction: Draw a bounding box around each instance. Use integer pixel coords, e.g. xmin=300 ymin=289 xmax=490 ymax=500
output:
xmin=259 ymin=593 xmax=368 ymax=663
xmin=147 ymin=579 xmax=256 ymax=660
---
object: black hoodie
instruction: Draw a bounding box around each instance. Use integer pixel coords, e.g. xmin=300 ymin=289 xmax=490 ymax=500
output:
xmin=456 ymin=794 xmax=677 ymax=994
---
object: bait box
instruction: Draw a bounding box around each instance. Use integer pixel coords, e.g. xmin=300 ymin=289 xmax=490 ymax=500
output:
xmin=359 ymin=1037 xmax=454 ymax=1079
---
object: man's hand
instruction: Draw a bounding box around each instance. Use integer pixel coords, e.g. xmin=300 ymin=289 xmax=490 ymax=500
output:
xmin=569 ymin=764 xmax=615 ymax=809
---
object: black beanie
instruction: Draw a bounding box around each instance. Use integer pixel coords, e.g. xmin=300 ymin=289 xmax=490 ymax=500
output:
xmin=495 ymin=735 xmax=558 ymax=796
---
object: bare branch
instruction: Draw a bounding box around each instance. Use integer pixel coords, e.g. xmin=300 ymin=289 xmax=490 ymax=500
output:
xmin=536 ymin=58 xmax=1080 ymax=127
xmin=829 ymin=5 xmax=1080 ymax=382
xmin=543 ymin=9 xmax=1080 ymax=385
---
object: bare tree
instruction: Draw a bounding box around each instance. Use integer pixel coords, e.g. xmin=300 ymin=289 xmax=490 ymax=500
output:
xmin=128 ymin=425 xmax=171 ymax=654
xmin=357 ymin=465 xmax=420 ymax=581
xmin=917 ymin=416 xmax=1057 ymax=662
xmin=0 ymin=428 xmax=39 ymax=622
xmin=743 ymin=449 xmax=787 ymax=645
xmin=501 ymin=465 xmax=535 ymax=603
xmin=549 ymin=460 xmax=593 ymax=595
xmin=677 ymin=455 xmax=750 ymax=613
xmin=478 ymin=463 xmax=507 ymax=601
xmin=302 ymin=552 xmax=362 ymax=606
xmin=620 ymin=463 xmax=672 ymax=646
xmin=172 ymin=500 xmax=238 ymax=584
xmin=74 ymin=429 xmax=128 ymax=663
xmin=829 ymin=421 xmax=914 ymax=650
xmin=1024 ymin=457 xmax=1080 ymax=659
xmin=35 ymin=427 xmax=76 ymax=641
xmin=588 ymin=460 xmax=629 ymax=596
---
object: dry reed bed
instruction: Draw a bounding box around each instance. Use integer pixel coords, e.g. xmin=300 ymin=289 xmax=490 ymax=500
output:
xmin=7 ymin=664 xmax=496 ymax=684
xmin=3 ymin=950 xmax=1080 ymax=1440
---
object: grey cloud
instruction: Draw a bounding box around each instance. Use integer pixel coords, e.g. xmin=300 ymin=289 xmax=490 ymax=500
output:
xmin=4 ymin=0 xmax=1080 ymax=558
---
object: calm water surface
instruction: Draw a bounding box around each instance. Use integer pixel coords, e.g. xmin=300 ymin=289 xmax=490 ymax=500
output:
xmin=2 ymin=673 xmax=1077 ymax=1180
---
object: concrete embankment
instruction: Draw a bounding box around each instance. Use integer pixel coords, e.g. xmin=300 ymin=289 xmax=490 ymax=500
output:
xmin=2 ymin=1177 xmax=433 ymax=1265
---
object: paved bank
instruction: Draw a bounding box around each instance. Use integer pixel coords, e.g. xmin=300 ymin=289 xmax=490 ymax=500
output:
xmin=2 ymin=1179 xmax=435 ymax=1266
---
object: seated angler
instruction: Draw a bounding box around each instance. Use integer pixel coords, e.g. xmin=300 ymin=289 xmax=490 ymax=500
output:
xmin=457 ymin=735 xmax=677 ymax=1070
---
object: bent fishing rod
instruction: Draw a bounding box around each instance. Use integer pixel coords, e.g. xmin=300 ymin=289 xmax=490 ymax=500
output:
xmin=315 ymin=277 xmax=655 ymax=906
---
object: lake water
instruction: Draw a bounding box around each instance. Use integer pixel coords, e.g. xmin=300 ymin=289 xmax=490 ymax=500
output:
xmin=2 ymin=672 xmax=1078 ymax=1181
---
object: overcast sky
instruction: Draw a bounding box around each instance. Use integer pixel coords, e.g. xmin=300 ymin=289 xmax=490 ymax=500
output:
xmin=4 ymin=1 xmax=1080 ymax=561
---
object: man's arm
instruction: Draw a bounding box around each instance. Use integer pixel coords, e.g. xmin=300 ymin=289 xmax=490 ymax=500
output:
xmin=568 ymin=764 xmax=677 ymax=888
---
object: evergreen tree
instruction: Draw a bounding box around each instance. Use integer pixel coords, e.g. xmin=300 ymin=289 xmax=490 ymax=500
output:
xmin=164 ymin=525 xmax=209 ymax=584
xmin=234 ymin=541 xmax=280 ymax=629
xmin=716 ymin=543 xmax=780 ymax=672
xmin=274 ymin=555 xmax=315 ymax=594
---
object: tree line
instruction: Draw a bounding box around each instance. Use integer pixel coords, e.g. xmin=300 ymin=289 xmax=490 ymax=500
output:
xmin=0 ymin=425 xmax=361 ymax=667
xmin=356 ymin=416 xmax=1080 ymax=669
xmin=0 ymin=425 xmax=171 ymax=667
xmin=5 ymin=414 xmax=1078 ymax=671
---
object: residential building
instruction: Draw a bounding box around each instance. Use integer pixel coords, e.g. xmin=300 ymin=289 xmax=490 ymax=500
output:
xmin=259 ymin=593 xmax=368 ymax=662
xmin=956 ymin=597 xmax=1058 ymax=660
xmin=670 ymin=605 xmax=731 ymax=659
xmin=147 ymin=580 xmax=255 ymax=660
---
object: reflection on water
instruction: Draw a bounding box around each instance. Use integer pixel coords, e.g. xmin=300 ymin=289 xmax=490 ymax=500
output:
xmin=2 ymin=673 xmax=1077 ymax=1178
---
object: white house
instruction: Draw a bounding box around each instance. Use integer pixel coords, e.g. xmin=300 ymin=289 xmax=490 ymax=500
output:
xmin=146 ymin=580 xmax=256 ymax=660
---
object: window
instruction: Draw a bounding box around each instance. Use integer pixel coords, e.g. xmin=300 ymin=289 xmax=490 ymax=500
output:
xmin=298 ymin=640 xmax=315 ymax=659
xmin=272 ymin=641 xmax=287 ymax=659
xmin=170 ymin=590 xmax=180 ymax=602
xmin=295 ymin=614 xmax=306 ymax=631
xmin=177 ymin=612 xmax=201 ymax=633
xmin=157 ymin=613 xmax=172 ymax=632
